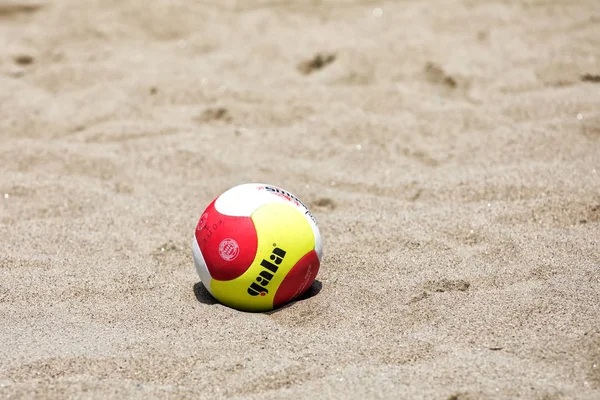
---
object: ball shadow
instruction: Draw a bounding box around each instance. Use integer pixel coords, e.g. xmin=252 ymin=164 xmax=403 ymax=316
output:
xmin=192 ymin=280 xmax=323 ymax=313
xmin=297 ymin=279 xmax=323 ymax=301
xmin=193 ymin=282 xmax=219 ymax=305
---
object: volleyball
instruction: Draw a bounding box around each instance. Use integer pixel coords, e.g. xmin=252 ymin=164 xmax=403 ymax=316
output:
xmin=192 ymin=183 xmax=322 ymax=312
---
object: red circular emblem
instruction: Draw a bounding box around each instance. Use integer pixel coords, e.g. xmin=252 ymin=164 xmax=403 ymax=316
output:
xmin=218 ymin=238 xmax=240 ymax=261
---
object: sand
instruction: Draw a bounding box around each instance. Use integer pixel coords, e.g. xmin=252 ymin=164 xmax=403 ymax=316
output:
xmin=1 ymin=0 xmax=599 ymax=398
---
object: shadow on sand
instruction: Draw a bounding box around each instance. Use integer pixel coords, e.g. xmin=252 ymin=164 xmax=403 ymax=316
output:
xmin=193 ymin=280 xmax=322 ymax=313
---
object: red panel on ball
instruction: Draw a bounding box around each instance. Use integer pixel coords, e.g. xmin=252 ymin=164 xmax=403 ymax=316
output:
xmin=195 ymin=199 xmax=258 ymax=281
xmin=273 ymin=250 xmax=320 ymax=309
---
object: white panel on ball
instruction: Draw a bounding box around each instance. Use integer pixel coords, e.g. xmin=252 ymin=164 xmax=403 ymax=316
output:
xmin=192 ymin=237 xmax=213 ymax=294
xmin=310 ymin=219 xmax=323 ymax=261
xmin=214 ymin=183 xmax=283 ymax=217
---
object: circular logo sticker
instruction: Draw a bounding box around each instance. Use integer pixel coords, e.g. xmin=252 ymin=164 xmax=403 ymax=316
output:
xmin=218 ymin=238 xmax=240 ymax=261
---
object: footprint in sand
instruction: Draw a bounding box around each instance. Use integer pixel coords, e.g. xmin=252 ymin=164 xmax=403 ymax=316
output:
xmin=0 ymin=2 xmax=44 ymax=18
xmin=297 ymin=53 xmax=336 ymax=75
xmin=13 ymin=54 xmax=34 ymax=66
xmin=194 ymin=107 xmax=232 ymax=124
xmin=311 ymin=197 xmax=336 ymax=212
xmin=423 ymin=279 xmax=471 ymax=293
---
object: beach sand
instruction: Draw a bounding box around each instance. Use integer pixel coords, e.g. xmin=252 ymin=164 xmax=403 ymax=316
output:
xmin=1 ymin=0 xmax=599 ymax=398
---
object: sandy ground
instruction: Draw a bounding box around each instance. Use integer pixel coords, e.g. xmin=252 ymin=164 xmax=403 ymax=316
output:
xmin=1 ymin=0 xmax=600 ymax=398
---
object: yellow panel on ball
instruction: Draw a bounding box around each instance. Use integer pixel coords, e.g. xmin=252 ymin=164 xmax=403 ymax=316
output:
xmin=210 ymin=202 xmax=315 ymax=312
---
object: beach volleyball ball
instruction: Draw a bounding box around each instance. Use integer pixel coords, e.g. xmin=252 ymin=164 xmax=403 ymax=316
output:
xmin=192 ymin=183 xmax=322 ymax=312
